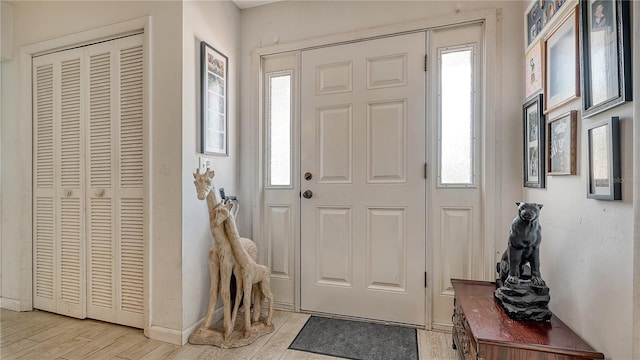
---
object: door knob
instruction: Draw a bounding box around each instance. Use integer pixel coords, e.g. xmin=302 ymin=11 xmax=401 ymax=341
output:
xmin=302 ymin=190 xmax=313 ymax=199
xmin=304 ymin=172 xmax=313 ymax=181
xmin=97 ymin=189 xmax=106 ymax=197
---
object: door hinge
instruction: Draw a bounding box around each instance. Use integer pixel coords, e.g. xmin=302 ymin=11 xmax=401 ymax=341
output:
xmin=424 ymin=163 xmax=427 ymax=179
xmin=424 ymin=54 xmax=428 ymax=71
xmin=424 ymin=271 xmax=428 ymax=288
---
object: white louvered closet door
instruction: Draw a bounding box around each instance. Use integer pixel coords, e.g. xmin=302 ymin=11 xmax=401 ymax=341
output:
xmin=86 ymin=34 xmax=144 ymax=328
xmin=33 ymin=48 xmax=86 ymax=319
xmin=33 ymin=34 xmax=144 ymax=328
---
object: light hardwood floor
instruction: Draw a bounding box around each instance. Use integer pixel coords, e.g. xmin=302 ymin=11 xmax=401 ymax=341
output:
xmin=0 ymin=309 xmax=457 ymax=360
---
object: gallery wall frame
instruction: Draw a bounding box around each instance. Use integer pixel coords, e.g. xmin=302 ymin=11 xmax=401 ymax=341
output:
xmin=543 ymin=6 xmax=580 ymax=114
xmin=579 ymin=0 xmax=632 ymax=118
xmin=547 ymin=110 xmax=577 ymax=175
xmin=586 ymin=116 xmax=621 ymax=200
xmin=524 ymin=0 xmax=573 ymax=49
xmin=201 ymin=41 xmax=229 ymax=156
xmin=525 ymin=41 xmax=543 ymax=99
xmin=523 ymin=94 xmax=546 ymax=188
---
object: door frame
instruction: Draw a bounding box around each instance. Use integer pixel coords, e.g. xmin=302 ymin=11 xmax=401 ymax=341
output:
xmin=251 ymin=8 xmax=500 ymax=328
xmin=18 ymin=16 xmax=151 ymax=335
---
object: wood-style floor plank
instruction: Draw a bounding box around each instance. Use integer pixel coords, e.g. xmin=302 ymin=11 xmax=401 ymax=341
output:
xmin=1 ymin=308 xmax=455 ymax=360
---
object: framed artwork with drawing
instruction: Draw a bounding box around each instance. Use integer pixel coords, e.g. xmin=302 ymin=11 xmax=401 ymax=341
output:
xmin=525 ymin=41 xmax=543 ymax=99
xmin=523 ymin=94 xmax=545 ymax=188
xmin=547 ymin=111 xmax=577 ymax=175
xmin=543 ymin=6 xmax=579 ymax=114
xmin=201 ymin=41 xmax=229 ymax=156
xmin=579 ymin=0 xmax=632 ymax=117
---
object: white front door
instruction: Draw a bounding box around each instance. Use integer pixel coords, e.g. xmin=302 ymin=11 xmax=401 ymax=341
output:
xmin=300 ymin=32 xmax=426 ymax=325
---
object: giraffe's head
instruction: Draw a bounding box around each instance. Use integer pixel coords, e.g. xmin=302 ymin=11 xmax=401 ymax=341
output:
xmin=211 ymin=202 xmax=233 ymax=226
xmin=193 ymin=167 xmax=215 ymax=200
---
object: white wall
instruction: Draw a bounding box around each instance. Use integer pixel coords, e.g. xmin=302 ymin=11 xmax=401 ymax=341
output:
xmin=181 ymin=0 xmax=241 ymax=337
xmin=520 ymin=3 xmax=635 ymax=359
xmin=0 ymin=0 xmax=184 ymax=340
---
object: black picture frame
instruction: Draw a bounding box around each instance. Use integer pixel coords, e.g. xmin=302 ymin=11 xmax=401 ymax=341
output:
xmin=579 ymin=0 xmax=632 ymax=118
xmin=201 ymin=41 xmax=229 ymax=156
xmin=547 ymin=110 xmax=577 ymax=175
xmin=523 ymin=94 xmax=546 ymax=188
xmin=586 ymin=116 xmax=621 ymax=200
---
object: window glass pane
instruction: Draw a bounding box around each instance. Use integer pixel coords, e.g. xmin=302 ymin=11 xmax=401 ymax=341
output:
xmin=440 ymin=49 xmax=473 ymax=185
xmin=268 ymin=74 xmax=292 ymax=187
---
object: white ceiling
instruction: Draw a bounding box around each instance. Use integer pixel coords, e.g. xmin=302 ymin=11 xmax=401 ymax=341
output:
xmin=232 ymin=0 xmax=281 ymax=10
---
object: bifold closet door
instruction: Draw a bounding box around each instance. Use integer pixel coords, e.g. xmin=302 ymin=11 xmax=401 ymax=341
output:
xmin=33 ymin=48 xmax=86 ymax=319
xmin=86 ymin=34 xmax=144 ymax=328
xmin=33 ymin=34 xmax=144 ymax=328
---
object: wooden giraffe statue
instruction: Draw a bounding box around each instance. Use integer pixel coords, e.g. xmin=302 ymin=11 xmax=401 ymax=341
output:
xmin=190 ymin=167 xmax=258 ymax=341
xmin=213 ymin=202 xmax=274 ymax=337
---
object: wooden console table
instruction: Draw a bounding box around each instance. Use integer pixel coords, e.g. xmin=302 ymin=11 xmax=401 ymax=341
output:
xmin=451 ymin=279 xmax=604 ymax=360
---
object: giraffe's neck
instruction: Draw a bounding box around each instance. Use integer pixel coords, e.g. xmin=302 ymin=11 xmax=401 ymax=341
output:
xmin=206 ymin=190 xmax=229 ymax=249
xmin=206 ymin=187 xmax=218 ymax=216
xmin=224 ymin=216 xmax=250 ymax=267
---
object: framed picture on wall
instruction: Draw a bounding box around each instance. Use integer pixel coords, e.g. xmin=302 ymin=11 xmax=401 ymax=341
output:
xmin=525 ymin=41 xmax=543 ymax=99
xmin=547 ymin=110 xmax=577 ymax=175
xmin=525 ymin=0 xmax=543 ymax=47
xmin=201 ymin=41 xmax=229 ymax=156
xmin=523 ymin=94 xmax=545 ymax=188
xmin=586 ymin=117 xmax=621 ymax=200
xmin=543 ymin=6 xmax=580 ymax=114
xmin=579 ymin=0 xmax=632 ymax=118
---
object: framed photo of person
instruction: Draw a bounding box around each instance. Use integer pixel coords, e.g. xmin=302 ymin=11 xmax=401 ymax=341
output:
xmin=201 ymin=41 xmax=229 ymax=156
xmin=547 ymin=110 xmax=577 ymax=175
xmin=579 ymin=0 xmax=632 ymax=118
xmin=586 ymin=117 xmax=621 ymax=200
xmin=523 ymin=94 xmax=545 ymax=188
xmin=525 ymin=0 xmax=544 ymax=47
xmin=525 ymin=41 xmax=543 ymax=99
xmin=543 ymin=6 xmax=580 ymax=114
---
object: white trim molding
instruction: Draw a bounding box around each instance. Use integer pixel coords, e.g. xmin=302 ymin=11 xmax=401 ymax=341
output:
xmin=0 ymin=297 xmax=22 ymax=312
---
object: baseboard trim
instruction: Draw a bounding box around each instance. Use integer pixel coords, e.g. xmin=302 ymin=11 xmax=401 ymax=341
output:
xmin=182 ymin=317 xmax=204 ymax=345
xmin=0 ymin=297 xmax=22 ymax=311
xmin=431 ymin=322 xmax=453 ymax=333
xmin=149 ymin=325 xmax=183 ymax=345
xmin=150 ymin=306 xmax=224 ymax=345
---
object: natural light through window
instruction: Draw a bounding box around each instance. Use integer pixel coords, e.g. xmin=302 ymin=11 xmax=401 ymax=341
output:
xmin=439 ymin=47 xmax=474 ymax=186
xmin=268 ymin=73 xmax=292 ymax=187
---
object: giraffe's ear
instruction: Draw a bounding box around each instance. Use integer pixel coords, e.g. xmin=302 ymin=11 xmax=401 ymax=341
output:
xmin=224 ymin=201 xmax=233 ymax=211
xmin=207 ymin=168 xmax=215 ymax=179
xmin=193 ymin=172 xmax=197 ymax=179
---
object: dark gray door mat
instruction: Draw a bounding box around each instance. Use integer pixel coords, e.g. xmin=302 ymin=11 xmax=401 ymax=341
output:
xmin=288 ymin=316 xmax=418 ymax=360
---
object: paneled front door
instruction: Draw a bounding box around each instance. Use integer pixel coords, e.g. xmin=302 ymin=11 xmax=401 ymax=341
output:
xmin=300 ymin=32 xmax=426 ymax=325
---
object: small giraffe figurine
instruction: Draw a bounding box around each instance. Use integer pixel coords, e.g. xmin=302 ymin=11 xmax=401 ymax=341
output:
xmin=192 ymin=167 xmax=258 ymax=341
xmin=213 ymin=202 xmax=274 ymax=337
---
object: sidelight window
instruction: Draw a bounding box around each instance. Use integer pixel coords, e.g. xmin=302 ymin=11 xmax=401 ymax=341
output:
xmin=437 ymin=45 xmax=478 ymax=187
xmin=266 ymin=71 xmax=293 ymax=188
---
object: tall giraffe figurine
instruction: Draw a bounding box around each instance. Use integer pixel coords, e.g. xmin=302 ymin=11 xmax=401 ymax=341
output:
xmin=213 ymin=202 xmax=274 ymax=338
xmin=189 ymin=168 xmax=258 ymax=343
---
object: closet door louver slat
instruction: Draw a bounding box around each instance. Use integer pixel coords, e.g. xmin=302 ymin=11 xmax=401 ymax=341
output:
xmin=58 ymin=56 xmax=85 ymax=318
xmin=33 ymin=61 xmax=56 ymax=312
xmin=115 ymin=41 xmax=144 ymax=327
xmin=87 ymin=47 xmax=116 ymax=322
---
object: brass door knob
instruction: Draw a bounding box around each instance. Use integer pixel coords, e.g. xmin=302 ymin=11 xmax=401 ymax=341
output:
xmin=302 ymin=190 xmax=313 ymax=199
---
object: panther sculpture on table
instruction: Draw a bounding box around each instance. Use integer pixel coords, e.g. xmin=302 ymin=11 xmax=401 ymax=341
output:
xmin=497 ymin=202 xmax=545 ymax=287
